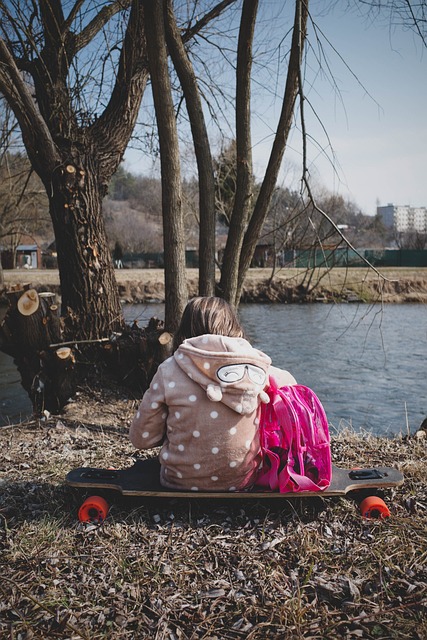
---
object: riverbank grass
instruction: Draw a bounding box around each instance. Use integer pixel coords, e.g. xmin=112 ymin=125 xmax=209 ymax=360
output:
xmin=3 ymin=267 xmax=427 ymax=304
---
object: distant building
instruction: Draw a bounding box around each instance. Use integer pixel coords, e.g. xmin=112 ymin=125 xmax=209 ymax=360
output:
xmin=377 ymin=203 xmax=427 ymax=233
xmin=0 ymin=235 xmax=42 ymax=269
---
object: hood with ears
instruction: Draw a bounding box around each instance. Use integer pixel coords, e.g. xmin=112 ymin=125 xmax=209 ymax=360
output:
xmin=174 ymin=335 xmax=271 ymax=414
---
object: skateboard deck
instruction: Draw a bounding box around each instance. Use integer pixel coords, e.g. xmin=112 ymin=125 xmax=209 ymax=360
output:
xmin=66 ymin=458 xmax=403 ymax=499
xmin=66 ymin=459 xmax=403 ymax=521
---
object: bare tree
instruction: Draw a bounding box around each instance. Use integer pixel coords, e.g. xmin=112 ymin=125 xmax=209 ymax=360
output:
xmin=213 ymin=0 xmax=309 ymax=307
xmin=103 ymin=201 xmax=164 ymax=256
xmin=164 ymin=0 xmax=216 ymax=296
xmin=0 ymin=0 xmax=147 ymax=338
xmin=144 ymin=0 xmax=187 ymax=330
xmin=0 ymin=0 xmax=233 ymax=338
xmin=396 ymin=230 xmax=427 ymax=250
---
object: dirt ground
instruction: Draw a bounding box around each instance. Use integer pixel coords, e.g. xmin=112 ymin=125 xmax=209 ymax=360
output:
xmin=1 ymin=407 xmax=426 ymax=639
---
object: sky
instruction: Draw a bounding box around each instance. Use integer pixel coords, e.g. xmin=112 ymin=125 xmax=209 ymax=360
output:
xmin=124 ymin=1 xmax=427 ymax=217
xmin=287 ymin=2 xmax=427 ymax=215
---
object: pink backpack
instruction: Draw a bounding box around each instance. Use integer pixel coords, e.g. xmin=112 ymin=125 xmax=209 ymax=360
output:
xmin=256 ymin=378 xmax=332 ymax=492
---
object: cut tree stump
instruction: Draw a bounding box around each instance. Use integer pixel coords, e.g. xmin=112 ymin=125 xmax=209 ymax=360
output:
xmin=102 ymin=317 xmax=173 ymax=394
xmin=0 ymin=284 xmax=75 ymax=415
xmin=1 ymin=284 xmax=173 ymax=416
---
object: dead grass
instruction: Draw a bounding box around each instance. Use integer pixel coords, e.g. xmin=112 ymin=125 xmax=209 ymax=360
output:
xmin=3 ymin=267 xmax=427 ymax=304
xmin=1 ymin=385 xmax=426 ymax=639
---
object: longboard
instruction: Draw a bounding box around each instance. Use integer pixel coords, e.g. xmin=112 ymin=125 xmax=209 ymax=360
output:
xmin=66 ymin=458 xmax=404 ymax=522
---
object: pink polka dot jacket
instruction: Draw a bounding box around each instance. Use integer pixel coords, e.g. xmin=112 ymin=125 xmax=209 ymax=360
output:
xmin=129 ymin=334 xmax=297 ymax=491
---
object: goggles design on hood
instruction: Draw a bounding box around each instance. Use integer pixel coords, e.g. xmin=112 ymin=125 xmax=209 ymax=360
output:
xmin=216 ymin=363 xmax=266 ymax=386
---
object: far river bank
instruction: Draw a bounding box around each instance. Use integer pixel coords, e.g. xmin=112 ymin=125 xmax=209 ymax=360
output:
xmin=2 ymin=266 xmax=427 ymax=304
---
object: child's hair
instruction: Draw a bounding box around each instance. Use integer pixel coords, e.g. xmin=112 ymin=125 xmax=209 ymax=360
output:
xmin=173 ymin=296 xmax=245 ymax=350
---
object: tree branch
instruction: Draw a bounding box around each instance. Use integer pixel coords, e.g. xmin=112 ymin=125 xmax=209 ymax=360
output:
xmin=90 ymin=1 xmax=148 ymax=178
xmin=0 ymin=37 xmax=57 ymax=173
xmin=72 ymin=0 xmax=132 ymax=54
xmin=182 ymin=0 xmax=237 ymax=43
xmin=297 ymin=8 xmax=396 ymax=283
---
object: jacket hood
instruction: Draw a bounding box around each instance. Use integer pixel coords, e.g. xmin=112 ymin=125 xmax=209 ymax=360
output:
xmin=174 ymin=335 xmax=271 ymax=414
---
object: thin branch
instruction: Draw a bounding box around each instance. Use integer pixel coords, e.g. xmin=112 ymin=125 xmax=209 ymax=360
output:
xmin=0 ymin=37 xmax=57 ymax=170
xmin=182 ymin=0 xmax=237 ymax=43
xmin=72 ymin=1 xmax=132 ymax=54
xmin=296 ymin=28 xmax=396 ymax=283
xmin=49 ymin=338 xmax=110 ymax=348
xmin=403 ymin=0 xmax=427 ymax=46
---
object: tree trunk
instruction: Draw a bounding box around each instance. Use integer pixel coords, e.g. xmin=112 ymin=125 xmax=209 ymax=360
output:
xmin=48 ymin=157 xmax=124 ymax=340
xmin=145 ymin=0 xmax=187 ymax=332
xmin=218 ymin=0 xmax=258 ymax=308
xmin=165 ymin=0 xmax=216 ymax=297
xmin=236 ymin=0 xmax=309 ymax=302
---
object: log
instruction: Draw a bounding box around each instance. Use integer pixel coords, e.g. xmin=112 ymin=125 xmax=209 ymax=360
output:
xmin=158 ymin=331 xmax=172 ymax=345
xmin=101 ymin=317 xmax=172 ymax=393
xmin=56 ymin=346 xmax=73 ymax=361
xmin=39 ymin=291 xmax=57 ymax=305
xmin=0 ymin=283 xmax=68 ymax=414
xmin=157 ymin=331 xmax=173 ymax=365
xmin=39 ymin=292 xmax=62 ymax=344
xmin=17 ymin=288 xmax=39 ymax=315
xmin=31 ymin=347 xmax=76 ymax=414
xmin=8 ymin=289 xmax=64 ymax=354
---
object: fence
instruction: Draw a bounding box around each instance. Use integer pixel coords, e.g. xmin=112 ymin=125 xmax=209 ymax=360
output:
xmin=118 ymin=248 xmax=427 ymax=269
xmin=281 ymin=248 xmax=427 ymax=269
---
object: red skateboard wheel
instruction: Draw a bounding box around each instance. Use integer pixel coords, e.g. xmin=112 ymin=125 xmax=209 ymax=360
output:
xmin=360 ymin=496 xmax=390 ymax=519
xmin=78 ymin=495 xmax=109 ymax=523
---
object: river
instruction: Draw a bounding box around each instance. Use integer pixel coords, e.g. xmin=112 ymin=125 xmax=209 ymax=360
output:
xmin=1 ymin=303 xmax=426 ymax=436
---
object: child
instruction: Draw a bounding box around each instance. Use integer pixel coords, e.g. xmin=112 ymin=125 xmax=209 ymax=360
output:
xmin=129 ymin=296 xmax=296 ymax=491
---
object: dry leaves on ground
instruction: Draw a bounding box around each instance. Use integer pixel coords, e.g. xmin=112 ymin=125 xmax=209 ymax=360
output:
xmin=0 ymin=393 xmax=426 ymax=639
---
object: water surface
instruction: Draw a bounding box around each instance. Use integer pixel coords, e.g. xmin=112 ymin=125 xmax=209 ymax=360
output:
xmin=1 ymin=302 xmax=425 ymax=435
xmin=125 ymin=302 xmax=427 ymax=436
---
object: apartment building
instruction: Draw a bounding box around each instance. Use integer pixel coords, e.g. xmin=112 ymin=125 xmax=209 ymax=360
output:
xmin=377 ymin=204 xmax=427 ymax=233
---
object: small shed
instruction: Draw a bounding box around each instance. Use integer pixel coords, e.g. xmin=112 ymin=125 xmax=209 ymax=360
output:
xmin=0 ymin=236 xmax=42 ymax=269
xmin=16 ymin=243 xmax=41 ymax=269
